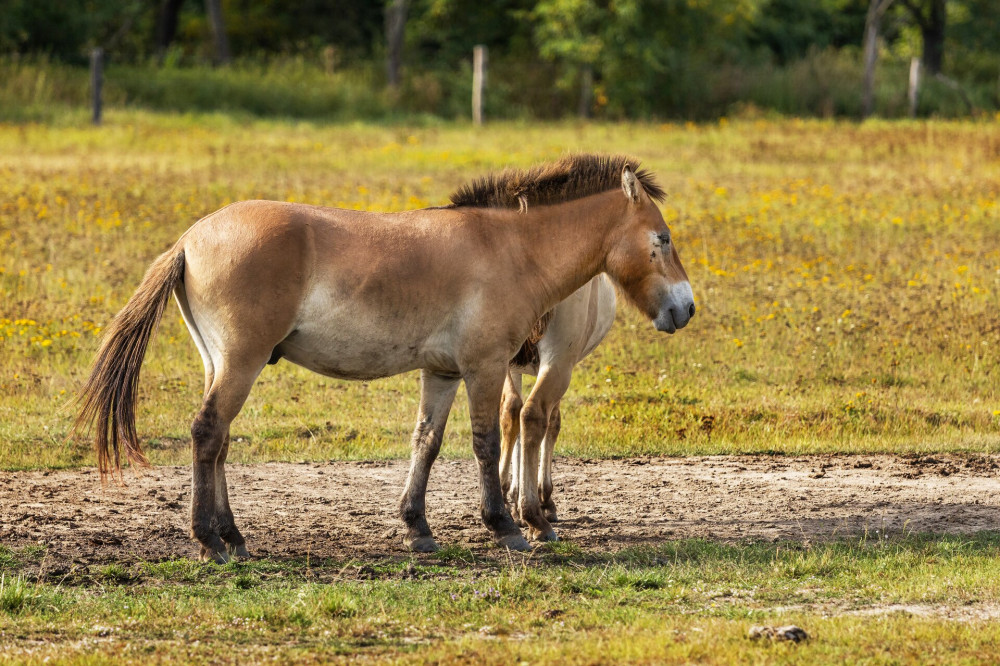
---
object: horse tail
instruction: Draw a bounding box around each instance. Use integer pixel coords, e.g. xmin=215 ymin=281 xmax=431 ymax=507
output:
xmin=510 ymin=310 xmax=553 ymax=368
xmin=75 ymin=246 xmax=186 ymax=483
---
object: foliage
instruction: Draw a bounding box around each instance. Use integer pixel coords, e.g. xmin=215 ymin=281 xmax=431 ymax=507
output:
xmin=749 ymin=0 xmax=869 ymax=64
xmin=3 ymin=48 xmax=996 ymax=122
xmin=0 ymin=1 xmax=998 ymax=119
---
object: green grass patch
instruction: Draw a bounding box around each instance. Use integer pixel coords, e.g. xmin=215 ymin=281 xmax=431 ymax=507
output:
xmin=3 ymin=534 xmax=1000 ymax=663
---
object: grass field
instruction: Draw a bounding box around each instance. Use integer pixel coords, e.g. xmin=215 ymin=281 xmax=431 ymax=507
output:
xmin=2 ymin=114 xmax=1000 ymax=663
xmin=2 ymin=114 xmax=1000 ymax=468
xmin=4 ymin=534 xmax=1000 ymax=664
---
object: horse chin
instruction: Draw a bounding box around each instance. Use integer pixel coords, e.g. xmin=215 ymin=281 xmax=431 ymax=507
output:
xmin=653 ymin=313 xmax=678 ymax=334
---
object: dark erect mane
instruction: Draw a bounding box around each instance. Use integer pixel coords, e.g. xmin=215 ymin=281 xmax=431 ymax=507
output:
xmin=449 ymin=154 xmax=666 ymax=210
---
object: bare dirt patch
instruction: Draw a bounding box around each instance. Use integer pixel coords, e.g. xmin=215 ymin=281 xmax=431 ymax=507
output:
xmin=2 ymin=454 xmax=998 ymax=569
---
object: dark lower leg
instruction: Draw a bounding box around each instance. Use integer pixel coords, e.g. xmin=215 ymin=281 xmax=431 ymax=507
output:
xmin=466 ymin=369 xmax=529 ymax=551
xmin=474 ymin=427 xmax=523 ymax=540
xmin=400 ymin=419 xmax=444 ymax=548
xmin=215 ymin=432 xmax=248 ymax=556
xmin=399 ymin=371 xmax=459 ymax=551
xmin=190 ymin=399 xmax=228 ymax=563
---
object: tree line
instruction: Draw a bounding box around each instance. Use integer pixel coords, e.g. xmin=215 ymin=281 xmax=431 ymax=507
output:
xmin=1 ymin=0 xmax=997 ymax=119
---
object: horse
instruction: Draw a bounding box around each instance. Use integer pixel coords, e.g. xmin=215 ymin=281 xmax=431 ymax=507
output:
xmin=76 ymin=154 xmax=695 ymax=562
xmin=499 ymin=274 xmax=616 ymax=541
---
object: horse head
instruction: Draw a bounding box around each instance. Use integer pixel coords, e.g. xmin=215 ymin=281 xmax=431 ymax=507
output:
xmin=605 ymin=165 xmax=695 ymax=334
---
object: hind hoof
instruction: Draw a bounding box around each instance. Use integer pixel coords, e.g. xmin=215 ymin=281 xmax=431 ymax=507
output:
xmin=406 ymin=536 xmax=440 ymax=553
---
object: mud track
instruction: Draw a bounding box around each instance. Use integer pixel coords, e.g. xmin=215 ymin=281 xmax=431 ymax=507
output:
xmin=2 ymin=454 xmax=998 ymax=570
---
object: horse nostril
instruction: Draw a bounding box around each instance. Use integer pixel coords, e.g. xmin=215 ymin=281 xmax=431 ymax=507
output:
xmin=688 ymin=303 xmax=696 ymax=318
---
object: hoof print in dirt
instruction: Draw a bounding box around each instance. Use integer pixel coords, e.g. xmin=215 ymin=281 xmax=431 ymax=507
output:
xmin=747 ymin=625 xmax=808 ymax=643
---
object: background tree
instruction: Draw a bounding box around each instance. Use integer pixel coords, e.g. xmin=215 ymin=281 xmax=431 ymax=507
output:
xmin=862 ymin=0 xmax=895 ymax=118
xmin=899 ymin=0 xmax=946 ymax=74
xmin=385 ymin=0 xmax=408 ymax=89
xmin=204 ymin=0 xmax=230 ymax=64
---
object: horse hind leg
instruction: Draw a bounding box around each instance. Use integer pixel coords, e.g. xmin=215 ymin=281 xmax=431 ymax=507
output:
xmin=190 ymin=363 xmax=263 ymax=563
xmin=215 ymin=429 xmax=249 ymax=558
xmin=539 ymin=401 xmax=561 ymax=522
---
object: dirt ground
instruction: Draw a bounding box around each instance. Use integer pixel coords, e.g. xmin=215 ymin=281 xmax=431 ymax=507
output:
xmin=2 ymin=454 xmax=998 ymax=570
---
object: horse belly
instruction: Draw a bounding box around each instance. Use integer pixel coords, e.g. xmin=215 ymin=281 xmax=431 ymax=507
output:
xmin=277 ymin=317 xmax=424 ymax=380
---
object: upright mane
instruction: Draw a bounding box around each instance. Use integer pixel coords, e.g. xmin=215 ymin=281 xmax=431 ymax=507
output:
xmin=449 ymin=154 xmax=666 ymax=210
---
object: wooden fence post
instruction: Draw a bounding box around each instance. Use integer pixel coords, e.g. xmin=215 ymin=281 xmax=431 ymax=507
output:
xmin=908 ymin=57 xmax=921 ymax=118
xmin=472 ymin=45 xmax=487 ymax=126
xmin=90 ymin=48 xmax=103 ymax=126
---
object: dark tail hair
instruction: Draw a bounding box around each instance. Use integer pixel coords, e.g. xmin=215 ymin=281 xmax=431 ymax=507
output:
xmin=510 ymin=310 xmax=553 ymax=368
xmin=75 ymin=247 xmax=186 ymax=482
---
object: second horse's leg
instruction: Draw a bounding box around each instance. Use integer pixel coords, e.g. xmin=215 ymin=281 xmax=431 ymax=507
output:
xmin=517 ymin=366 xmax=570 ymax=542
xmin=539 ymin=402 xmax=561 ymax=522
xmin=499 ymin=372 xmax=523 ymax=515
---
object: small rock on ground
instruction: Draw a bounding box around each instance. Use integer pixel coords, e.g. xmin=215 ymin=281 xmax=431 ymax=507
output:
xmin=748 ymin=625 xmax=809 ymax=642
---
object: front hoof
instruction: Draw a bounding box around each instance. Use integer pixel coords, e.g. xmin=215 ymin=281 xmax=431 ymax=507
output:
xmin=406 ymin=536 xmax=440 ymax=553
xmin=199 ymin=546 xmax=231 ymax=564
xmin=497 ymin=533 xmax=532 ymax=552
xmin=228 ymin=543 xmax=250 ymax=559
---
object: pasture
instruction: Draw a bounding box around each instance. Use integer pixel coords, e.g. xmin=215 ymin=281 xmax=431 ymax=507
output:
xmin=2 ymin=114 xmax=1000 ymax=663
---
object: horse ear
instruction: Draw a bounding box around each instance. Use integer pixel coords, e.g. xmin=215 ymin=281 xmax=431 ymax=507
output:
xmin=621 ymin=165 xmax=641 ymax=203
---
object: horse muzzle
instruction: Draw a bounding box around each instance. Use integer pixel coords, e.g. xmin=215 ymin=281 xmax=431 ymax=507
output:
xmin=653 ymin=282 xmax=695 ymax=334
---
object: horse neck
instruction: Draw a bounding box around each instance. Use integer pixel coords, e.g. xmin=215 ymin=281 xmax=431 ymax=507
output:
xmin=508 ymin=191 xmax=623 ymax=314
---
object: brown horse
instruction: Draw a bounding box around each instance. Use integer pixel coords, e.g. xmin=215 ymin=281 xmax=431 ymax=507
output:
xmin=76 ymin=154 xmax=695 ymax=562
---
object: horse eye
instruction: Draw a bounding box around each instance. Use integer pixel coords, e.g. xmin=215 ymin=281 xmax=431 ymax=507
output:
xmin=660 ymin=233 xmax=671 ymax=245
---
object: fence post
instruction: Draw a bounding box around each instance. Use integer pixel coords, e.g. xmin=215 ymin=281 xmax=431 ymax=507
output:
xmin=908 ymin=57 xmax=921 ymax=118
xmin=90 ymin=48 xmax=103 ymax=126
xmin=472 ymin=45 xmax=487 ymax=126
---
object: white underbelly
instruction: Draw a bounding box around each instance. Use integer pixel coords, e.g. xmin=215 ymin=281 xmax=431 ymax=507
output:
xmin=277 ymin=291 xmax=463 ymax=380
xmin=278 ymin=325 xmax=423 ymax=380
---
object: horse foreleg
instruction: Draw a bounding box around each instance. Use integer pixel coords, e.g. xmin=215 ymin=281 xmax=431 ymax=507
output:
xmin=499 ymin=372 xmax=523 ymax=505
xmin=539 ymin=402 xmax=561 ymax=522
xmin=465 ymin=369 xmax=530 ymax=552
xmin=400 ymin=371 xmax=460 ymax=552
